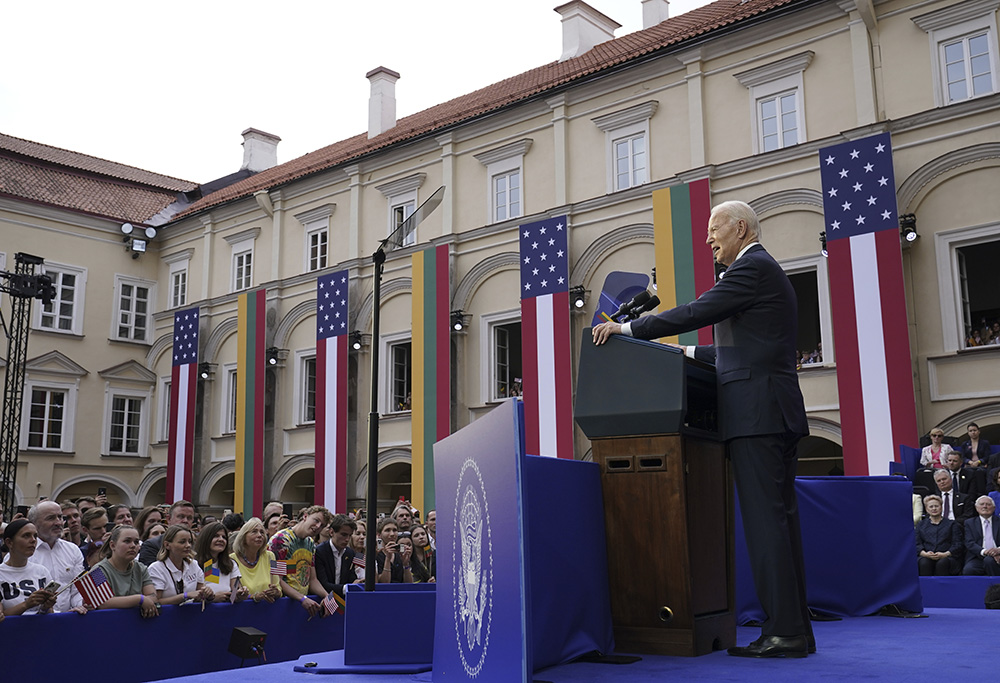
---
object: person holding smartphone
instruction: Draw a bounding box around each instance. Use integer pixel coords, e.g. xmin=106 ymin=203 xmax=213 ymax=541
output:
xmin=28 ymin=501 xmax=87 ymax=613
xmin=0 ymin=520 xmax=57 ymax=616
xmin=375 ymin=518 xmax=412 ymax=584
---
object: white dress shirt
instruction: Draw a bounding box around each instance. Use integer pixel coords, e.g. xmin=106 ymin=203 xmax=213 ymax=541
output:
xmin=32 ymin=537 xmax=85 ymax=612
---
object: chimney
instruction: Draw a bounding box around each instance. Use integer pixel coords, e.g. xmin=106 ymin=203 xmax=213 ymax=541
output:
xmin=555 ymin=1 xmax=621 ymax=62
xmin=241 ymin=128 xmax=281 ymax=172
xmin=641 ymin=0 xmax=670 ymax=29
xmin=367 ymin=66 xmax=400 ymax=139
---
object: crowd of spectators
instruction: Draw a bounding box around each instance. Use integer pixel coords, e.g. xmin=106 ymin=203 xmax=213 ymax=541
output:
xmin=965 ymin=317 xmax=1000 ymax=348
xmin=797 ymin=343 xmax=823 ymax=367
xmin=0 ymin=495 xmax=436 ymax=619
xmin=914 ymin=423 xmax=1000 ymax=576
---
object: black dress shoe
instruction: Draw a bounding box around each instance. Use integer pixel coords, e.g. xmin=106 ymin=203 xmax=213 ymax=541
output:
xmin=807 ymin=635 xmax=816 ymax=654
xmin=727 ymin=635 xmax=808 ymax=659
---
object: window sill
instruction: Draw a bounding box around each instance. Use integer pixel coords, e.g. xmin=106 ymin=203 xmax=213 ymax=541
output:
xmin=957 ymin=344 xmax=1000 ymax=355
xmin=31 ymin=328 xmax=84 ymax=339
xmin=102 ymin=453 xmax=149 ymax=459
xmin=22 ymin=448 xmax=75 ymax=456
xmin=107 ymin=337 xmax=152 ymax=347
xmin=381 ymin=411 xmax=412 ymax=422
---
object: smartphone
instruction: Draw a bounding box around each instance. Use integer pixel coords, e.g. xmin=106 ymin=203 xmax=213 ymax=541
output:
xmin=97 ymin=487 xmax=107 ymax=497
xmin=17 ymin=505 xmax=29 ymax=517
xmin=42 ymin=581 xmax=60 ymax=593
xmin=283 ymin=503 xmax=293 ymax=517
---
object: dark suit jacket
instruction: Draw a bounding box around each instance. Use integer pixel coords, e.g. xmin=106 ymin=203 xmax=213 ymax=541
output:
xmin=915 ymin=518 xmax=962 ymax=557
xmin=962 ymin=438 xmax=992 ymax=463
xmin=138 ymin=535 xmax=163 ymax=566
xmin=952 ymin=467 xmax=986 ymax=500
xmin=315 ymin=541 xmax=356 ymax=596
xmin=964 ymin=515 xmax=1000 ymax=558
xmin=938 ymin=490 xmax=975 ymax=522
xmin=630 ymin=244 xmax=807 ymax=441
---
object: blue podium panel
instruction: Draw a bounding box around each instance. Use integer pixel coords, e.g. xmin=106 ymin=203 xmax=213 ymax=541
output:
xmin=433 ymin=399 xmax=529 ymax=681
xmin=736 ymin=476 xmax=923 ymax=622
xmin=343 ymin=583 xmax=436 ymax=665
xmin=523 ymin=454 xmax=615 ymax=669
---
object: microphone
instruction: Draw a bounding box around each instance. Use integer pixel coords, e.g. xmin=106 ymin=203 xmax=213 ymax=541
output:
xmin=631 ymin=295 xmax=660 ymax=317
xmin=612 ymin=290 xmax=651 ymax=321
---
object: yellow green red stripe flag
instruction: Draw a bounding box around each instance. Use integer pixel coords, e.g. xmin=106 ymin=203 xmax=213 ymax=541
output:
xmin=652 ymin=178 xmax=715 ymax=345
xmin=235 ymin=288 xmax=266 ymax=518
xmin=411 ymin=244 xmax=450 ymax=515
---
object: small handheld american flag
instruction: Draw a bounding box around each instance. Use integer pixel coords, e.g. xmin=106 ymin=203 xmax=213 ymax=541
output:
xmin=352 ymin=555 xmax=365 ymax=569
xmin=270 ymin=559 xmax=288 ymax=576
xmin=322 ymin=591 xmax=345 ymax=616
xmin=75 ymin=566 xmax=115 ymax=608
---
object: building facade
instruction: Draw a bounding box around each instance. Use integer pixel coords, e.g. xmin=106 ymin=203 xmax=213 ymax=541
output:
xmin=3 ymin=0 xmax=999 ymax=514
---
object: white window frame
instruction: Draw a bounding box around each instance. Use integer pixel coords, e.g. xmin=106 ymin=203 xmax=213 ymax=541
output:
xmin=164 ymin=249 xmax=193 ymax=310
xmin=20 ymin=378 xmax=78 ymax=453
xmin=734 ymin=52 xmax=813 ymax=155
xmin=295 ymin=204 xmax=336 ymax=273
xmin=592 ymin=101 xmax=658 ymax=194
xmin=32 ymin=261 xmax=87 ymax=336
xmin=220 ymin=363 xmax=238 ymax=435
xmin=225 ymin=228 xmax=260 ymax=293
xmin=780 ymin=255 xmax=834 ymax=368
xmin=102 ymin=387 xmax=150 ymax=457
xmin=377 ymin=174 xmax=426 ymax=249
xmin=111 ymin=274 xmax=156 ymax=344
xmin=170 ymin=268 xmax=188 ymax=309
xmin=294 ymin=350 xmax=317 ymax=426
xmin=157 ymin=375 xmax=171 ymax=443
xmin=379 ymin=330 xmax=412 ymax=414
xmin=479 ymin=309 xmax=523 ymax=404
xmin=474 ymin=139 xmax=532 ymax=224
xmin=935 ymin=221 xmax=1000 ymax=353
xmin=913 ymin=0 xmax=1000 ymax=107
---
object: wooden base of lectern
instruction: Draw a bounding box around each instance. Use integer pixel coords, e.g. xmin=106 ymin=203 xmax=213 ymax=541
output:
xmin=593 ymin=433 xmax=735 ymax=657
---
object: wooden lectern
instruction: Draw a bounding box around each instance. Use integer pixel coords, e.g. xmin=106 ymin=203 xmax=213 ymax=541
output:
xmin=575 ymin=330 xmax=735 ymax=657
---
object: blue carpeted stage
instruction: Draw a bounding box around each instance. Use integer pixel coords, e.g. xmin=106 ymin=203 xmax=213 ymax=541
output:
xmin=151 ymin=608 xmax=996 ymax=682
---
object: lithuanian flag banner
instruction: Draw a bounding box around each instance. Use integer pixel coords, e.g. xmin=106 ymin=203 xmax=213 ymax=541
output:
xmin=411 ymin=244 xmax=450 ymax=515
xmin=652 ymin=178 xmax=715 ymax=345
xmin=235 ymin=288 xmax=266 ymax=517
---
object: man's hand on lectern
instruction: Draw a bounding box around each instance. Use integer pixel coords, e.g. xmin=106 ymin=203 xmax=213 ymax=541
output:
xmin=592 ymin=321 xmax=622 ymax=346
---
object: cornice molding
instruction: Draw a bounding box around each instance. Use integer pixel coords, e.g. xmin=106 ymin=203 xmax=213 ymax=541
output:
xmin=162 ymin=248 xmax=194 ymax=265
xmin=98 ymin=359 xmax=157 ymax=385
xmin=223 ymin=227 xmax=261 ymax=246
xmin=733 ymin=50 xmax=815 ymax=88
xmin=25 ymin=350 xmax=88 ymax=378
xmin=912 ymin=0 xmax=1000 ymax=32
xmin=375 ymin=173 xmax=426 ymax=198
xmin=473 ymin=138 xmax=534 ymax=166
xmin=591 ymin=100 xmax=659 ymax=131
xmin=293 ymin=203 xmax=336 ymax=226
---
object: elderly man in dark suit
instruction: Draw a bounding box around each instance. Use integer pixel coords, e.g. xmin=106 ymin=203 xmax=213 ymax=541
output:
xmin=963 ymin=496 xmax=1000 ymax=576
xmin=594 ymin=200 xmax=812 ymax=658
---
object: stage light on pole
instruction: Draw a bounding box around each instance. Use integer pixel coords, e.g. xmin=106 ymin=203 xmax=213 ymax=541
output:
xmin=450 ymin=311 xmax=470 ymax=332
xmin=570 ymin=285 xmax=587 ymax=310
xmin=199 ymin=363 xmax=211 ymax=380
xmin=900 ymin=214 xmax=918 ymax=243
xmin=819 ymin=231 xmax=828 ymax=258
xmin=266 ymin=347 xmax=280 ymax=366
xmin=351 ymin=330 xmax=364 ymax=351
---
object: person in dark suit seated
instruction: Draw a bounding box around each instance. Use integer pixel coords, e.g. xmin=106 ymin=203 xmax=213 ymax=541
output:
xmin=915 ymin=495 xmax=962 ymax=576
xmin=315 ymin=514 xmax=360 ymax=597
xmin=945 ymin=452 xmax=986 ymax=501
xmin=934 ymin=469 xmax=974 ymax=522
xmin=963 ymin=497 xmax=1000 ymax=576
xmin=593 ymin=200 xmax=812 ymax=659
xmin=961 ymin=423 xmax=991 ymax=468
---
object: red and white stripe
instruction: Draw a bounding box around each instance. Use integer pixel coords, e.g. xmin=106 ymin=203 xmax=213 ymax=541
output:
xmin=167 ymin=362 xmax=197 ymax=502
xmin=828 ymin=230 xmax=917 ymax=475
xmin=521 ymin=290 xmax=574 ymax=459
xmin=315 ymin=333 xmax=348 ymax=512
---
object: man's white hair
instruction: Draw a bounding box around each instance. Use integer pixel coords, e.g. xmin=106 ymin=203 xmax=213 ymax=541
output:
xmin=711 ymin=200 xmax=761 ymax=240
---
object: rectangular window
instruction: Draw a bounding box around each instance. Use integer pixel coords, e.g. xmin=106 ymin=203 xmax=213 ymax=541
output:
xmin=308 ymin=229 xmax=328 ymax=272
xmin=943 ymin=32 xmax=994 ymax=102
xmin=788 ymin=272 xmax=823 ymax=366
xmin=493 ymin=170 xmax=521 ymax=222
xmin=493 ymin=322 xmax=523 ymax=400
xmin=234 ymin=250 xmax=253 ymax=291
xmin=613 ymin=133 xmax=647 ymax=191
xmin=957 ymin=238 xmax=1000 ymax=347
xmin=171 ymin=269 xmax=187 ymax=308
xmin=390 ymin=341 xmax=412 ymax=412
xmin=226 ymin=369 xmax=239 ymax=434
xmin=759 ymin=91 xmax=798 ymax=152
xmin=304 ymin=357 xmax=317 ymax=423
xmin=38 ymin=265 xmax=86 ymax=334
xmin=159 ymin=378 xmax=171 ymax=443
xmin=27 ymin=388 xmax=65 ymax=450
xmin=109 ymin=395 xmax=143 ymax=455
xmin=392 ymin=201 xmax=416 ymax=248
xmin=116 ymin=280 xmax=151 ymax=341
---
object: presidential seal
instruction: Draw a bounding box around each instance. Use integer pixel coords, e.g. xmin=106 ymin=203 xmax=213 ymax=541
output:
xmin=452 ymin=458 xmax=493 ymax=677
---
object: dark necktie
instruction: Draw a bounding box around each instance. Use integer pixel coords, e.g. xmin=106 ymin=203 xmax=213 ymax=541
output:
xmin=943 ymin=493 xmax=951 ymax=519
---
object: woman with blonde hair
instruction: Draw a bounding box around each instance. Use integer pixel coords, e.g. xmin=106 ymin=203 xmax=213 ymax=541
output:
xmin=230 ymin=517 xmax=281 ymax=603
xmin=93 ymin=525 xmax=158 ymax=617
xmin=147 ymin=525 xmax=212 ymax=606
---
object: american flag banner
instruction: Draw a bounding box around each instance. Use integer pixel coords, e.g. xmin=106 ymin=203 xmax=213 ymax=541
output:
xmin=74 ymin=566 xmax=115 ymax=608
xmin=315 ymin=269 xmax=349 ymax=513
xmin=519 ymin=215 xmax=574 ymax=459
xmin=270 ymin=559 xmax=288 ymax=576
xmin=819 ymin=131 xmax=917 ymax=475
xmin=167 ymin=306 xmax=199 ymax=502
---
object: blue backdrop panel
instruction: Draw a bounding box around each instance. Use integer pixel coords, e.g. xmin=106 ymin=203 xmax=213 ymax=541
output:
xmin=736 ymin=476 xmax=922 ymax=622
xmin=342 ymin=584 xmax=436 ymax=665
xmin=433 ymin=398 xmax=529 ymax=681
xmin=0 ymin=598 xmax=343 ymax=682
xmin=523 ymin=454 xmax=615 ymax=669
xmin=919 ymin=577 xmax=995 ymax=609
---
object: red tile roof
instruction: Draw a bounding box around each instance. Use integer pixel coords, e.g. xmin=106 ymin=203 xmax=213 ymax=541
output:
xmin=176 ymin=0 xmax=799 ymax=220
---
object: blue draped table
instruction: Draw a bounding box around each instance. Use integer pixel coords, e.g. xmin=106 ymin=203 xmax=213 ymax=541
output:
xmin=736 ymin=475 xmax=922 ymax=623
